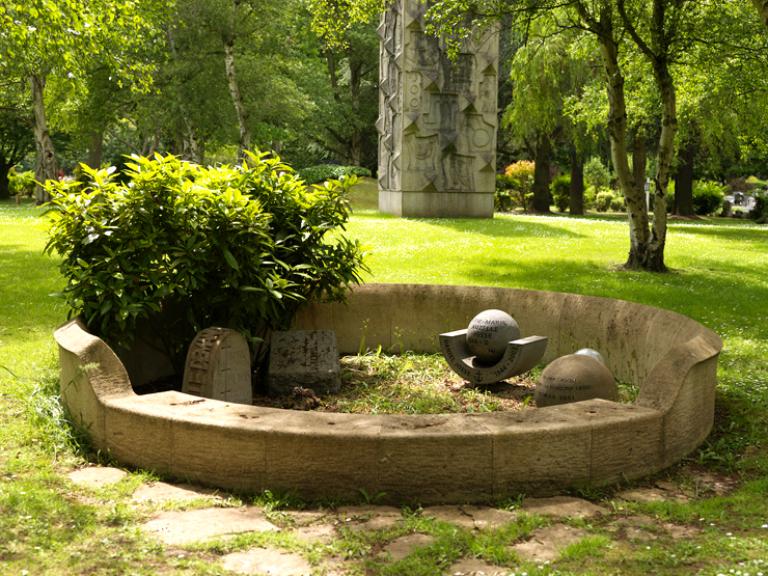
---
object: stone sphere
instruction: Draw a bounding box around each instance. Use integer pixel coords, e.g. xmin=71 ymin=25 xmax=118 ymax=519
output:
xmin=535 ymin=353 xmax=617 ymax=407
xmin=574 ymin=348 xmax=605 ymax=365
xmin=466 ymin=309 xmax=520 ymax=364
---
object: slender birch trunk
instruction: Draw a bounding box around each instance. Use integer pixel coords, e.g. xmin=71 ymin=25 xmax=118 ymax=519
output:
xmin=223 ymin=0 xmax=251 ymax=161
xmin=30 ymin=74 xmax=57 ymax=203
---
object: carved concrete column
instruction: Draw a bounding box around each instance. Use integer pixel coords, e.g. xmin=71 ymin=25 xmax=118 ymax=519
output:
xmin=377 ymin=0 xmax=499 ymax=218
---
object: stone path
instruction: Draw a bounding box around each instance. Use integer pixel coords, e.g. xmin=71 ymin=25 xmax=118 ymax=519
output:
xmin=67 ymin=466 xmax=127 ymax=488
xmin=511 ymin=524 xmax=588 ymax=563
xmin=221 ymin=548 xmax=313 ymax=576
xmin=132 ymin=481 xmax=221 ymax=504
xmin=141 ymin=507 xmax=279 ymax=546
xmin=424 ymin=505 xmax=517 ymax=530
xmin=521 ymin=496 xmax=607 ymax=518
xmin=61 ymin=464 xmax=719 ymax=575
xmin=382 ymin=533 xmax=436 ymax=561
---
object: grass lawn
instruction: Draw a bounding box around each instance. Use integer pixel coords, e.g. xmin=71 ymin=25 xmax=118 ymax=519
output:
xmin=2 ymin=191 xmax=768 ymax=575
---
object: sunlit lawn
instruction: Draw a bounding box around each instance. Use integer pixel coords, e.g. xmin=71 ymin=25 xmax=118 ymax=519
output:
xmin=1 ymin=191 xmax=768 ymax=574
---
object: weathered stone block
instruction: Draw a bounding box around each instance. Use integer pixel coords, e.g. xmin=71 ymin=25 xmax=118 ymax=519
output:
xmin=268 ymin=330 xmax=341 ymax=395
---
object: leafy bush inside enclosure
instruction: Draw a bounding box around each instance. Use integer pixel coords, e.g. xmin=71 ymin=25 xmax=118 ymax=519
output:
xmin=45 ymin=151 xmax=367 ymax=368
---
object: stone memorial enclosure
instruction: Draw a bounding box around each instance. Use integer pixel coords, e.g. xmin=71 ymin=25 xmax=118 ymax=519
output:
xmin=55 ymin=284 xmax=722 ymax=503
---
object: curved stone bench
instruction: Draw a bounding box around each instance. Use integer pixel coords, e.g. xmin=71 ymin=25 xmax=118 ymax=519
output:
xmin=55 ymin=283 xmax=722 ymax=503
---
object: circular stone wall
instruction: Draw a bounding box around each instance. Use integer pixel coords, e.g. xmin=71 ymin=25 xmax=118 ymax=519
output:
xmin=54 ymin=284 xmax=722 ymax=504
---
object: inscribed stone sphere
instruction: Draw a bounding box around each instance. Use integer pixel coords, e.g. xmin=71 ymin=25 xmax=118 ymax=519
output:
xmin=466 ymin=309 xmax=520 ymax=364
xmin=535 ymin=354 xmax=618 ymax=407
xmin=574 ymin=348 xmax=605 ymax=365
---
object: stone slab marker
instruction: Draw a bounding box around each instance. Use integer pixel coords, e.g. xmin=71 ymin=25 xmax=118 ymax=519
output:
xmin=268 ymin=330 xmax=341 ymax=395
xmin=183 ymin=327 xmax=252 ymax=405
xmin=377 ymin=0 xmax=499 ymax=218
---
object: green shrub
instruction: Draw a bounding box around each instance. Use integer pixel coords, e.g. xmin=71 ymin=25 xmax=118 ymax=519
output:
xmin=9 ymin=168 xmax=35 ymax=197
xmin=298 ymin=164 xmax=372 ymax=185
xmin=610 ymin=194 xmax=625 ymax=212
xmin=45 ymin=152 xmax=367 ymax=368
xmin=550 ymin=175 xmax=571 ymax=212
xmin=693 ymin=180 xmax=726 ymax=215
xmin=595 ymin=190 xmax=616 ymax=212
xmin=752 ymin=191 xmax=767 ymax=223
xmin=584 ymin=157 xmax=611 ymax=190
xmin=584 ymin=185 xmax=597 ymax=210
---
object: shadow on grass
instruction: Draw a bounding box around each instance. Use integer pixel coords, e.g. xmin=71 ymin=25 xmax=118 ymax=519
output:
xmin=670 ymin=222 xmax=768 ymax=244
xmin=419 ymin=215 xmax=585 ymax=239
xmin=460 ymin=257 xmax=768 ymax=340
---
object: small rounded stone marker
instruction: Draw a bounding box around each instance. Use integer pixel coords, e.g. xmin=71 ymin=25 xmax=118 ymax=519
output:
xmin=574 ymin=347 xmax=605 ymax=365
xmin=465 ymin=309 xmax=520 ymax=364
xmin=536 ymin=353 xmax=617 ymax=407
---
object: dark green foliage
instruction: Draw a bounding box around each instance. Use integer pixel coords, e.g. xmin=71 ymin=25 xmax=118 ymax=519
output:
xmin=9 ymin=169 xmax=36 ymax=197
xmin=550 ymin=174 xmax=571 ymax=212
xmin=298 ymin=164 xmax=372 ymax=185
xmin=693 ymin=180 xmax=726 ymax=215
xmin=595 ymin=190 xmax=616 ymax=212
xmin=44 ymin=151 xmax=367 ymax=364
xmin=752 ymin=190 xmax=767 ymax=223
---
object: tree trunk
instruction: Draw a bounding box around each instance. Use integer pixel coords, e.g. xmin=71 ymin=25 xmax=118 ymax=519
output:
xmin=348 ymin=58 xmax=363 ymax=166
xmin=643 ymin=59 xmax=676 ymax=272
xmin=223 ymin=30 xmax=251 ymax=160
xmin=595 ymin=33 xmax=653 ymax=270
xmin=87 ymin=129 xmax=104 ymax=168
xmin=752 ymin=0 xmax=768 ymax=28
xmin=674 ymin=137 xmax=695 ymax=216
xmin=30 ymin=74 xmax=57 ymax=204
xmin=569 ymin=150 xmax=584 ymax=215
xmin=531 ymin=136 xmax=552 ymax=213
xmin=0 ymin=161 xmax=10 ymax=200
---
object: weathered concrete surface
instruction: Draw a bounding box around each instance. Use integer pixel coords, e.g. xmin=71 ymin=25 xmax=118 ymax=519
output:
xmin=521 ymin=496 xmax=607 ymax=519
xmin=220 ymin=548 xmax=312 ymax=576
xmin=382 ymin=533 xmax=436 ymax=561
xmin=141 ymin=507 xmax=278 ymax=546
xmin=67 ymin=466 xmax=127 ymax=488
xmin=512 ymin=524 xmax=588 ymax=563
xmin=55 ymin=284 xmax=721 ymax=504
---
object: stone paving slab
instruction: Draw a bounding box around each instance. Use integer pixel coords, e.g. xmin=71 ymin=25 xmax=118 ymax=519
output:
xmin=142 ymin=506 xmax=279 ymax=546
xmin=511 ymin=524 xmax=588 ymax=563
xmin=67 ymin=466 xmax=127 ymax=488
xmin=521 ymin=496 xmax=607 ymax=519
xmin=337 ymin=505 xmax=402 ymax=532
xmin=131 ymin=481 xmax=221 ymax=504
xmin=293 ymin=523 xmax=337 ymax=544
xmin=221 ymin=548 xmax=312 ymax=576
xmin=423 ymin=506 xmax=517 ymax=531
xmin=444 ymin=558 xmax=510 ymax=576
xmin=382 ymin=533 xmax=436 ymax=561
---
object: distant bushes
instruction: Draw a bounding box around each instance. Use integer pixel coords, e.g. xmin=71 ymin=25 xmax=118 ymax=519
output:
xmin=9 ymin=168 xmax=35 ymax=197
xmin=298 ymin=164 xmax=371 ymax=185
xmin=693 ymin=180 xmax=726 ymax=215
xmin=550 ymin=175 xmax=570 ymax=212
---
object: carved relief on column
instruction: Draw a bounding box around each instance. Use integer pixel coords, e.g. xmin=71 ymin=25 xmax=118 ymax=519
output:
xmin=377 ymin=0 xmax=499 ymax=217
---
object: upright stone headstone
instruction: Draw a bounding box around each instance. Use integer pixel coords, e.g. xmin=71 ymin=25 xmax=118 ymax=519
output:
xmin=377 ymin=0 xmax=499 ymax=218
xmin=182 ymin=327 xmax=252 ymax=405
xmin=268 ymin=330 xmax=341 ymax=396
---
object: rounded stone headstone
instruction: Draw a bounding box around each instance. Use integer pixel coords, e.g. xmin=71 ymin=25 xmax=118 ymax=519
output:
xmin=574 ymin=348 xmax=605 ymax=365
xmin=183 ymin=327 xmax=252 ymax=405
xmin=465 ymin=309 xmax=520 ymax=364
xmin=535 ymin=354 xmax=617 ymax=407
